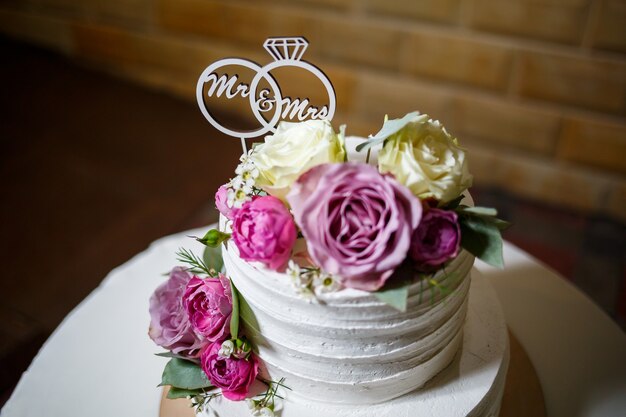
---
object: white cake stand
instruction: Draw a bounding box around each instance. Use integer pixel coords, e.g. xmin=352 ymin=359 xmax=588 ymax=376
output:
xmin=193 ymin=270 xmax=510 ymax=417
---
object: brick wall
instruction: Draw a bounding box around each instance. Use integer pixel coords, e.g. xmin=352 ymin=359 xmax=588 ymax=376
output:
xmin=0 ymin=0 xmax=624 ymax=220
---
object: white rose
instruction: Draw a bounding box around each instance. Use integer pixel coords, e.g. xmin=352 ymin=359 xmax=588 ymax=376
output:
xmin=378 ymin=118 xmax=472 ymax=202
xmin=251 ymin=119 xmax=346 ymax=200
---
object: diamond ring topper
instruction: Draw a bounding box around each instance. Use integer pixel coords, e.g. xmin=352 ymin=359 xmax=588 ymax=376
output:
xmin=196 ymin=36 xmax=336 ymax=144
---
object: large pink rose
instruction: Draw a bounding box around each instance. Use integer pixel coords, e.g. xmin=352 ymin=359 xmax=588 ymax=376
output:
xmin=231 ymin=195 xmax=297 ymax=271
xmin=148 ymin=267 xmax=204 ymax=356
xmin=183 ymin=274 xmax=232 ymax=342
xmin=287 ymin=163 xmax=422 ymax=291
xmin=200 ymin=341 xmax=259 ymax=401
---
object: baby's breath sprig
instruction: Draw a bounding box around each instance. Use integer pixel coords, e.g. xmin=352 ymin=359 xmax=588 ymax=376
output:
xmin=286 ymin=261 xmax=341 ymax=301
xmin=175 ymin=247 xmax=215 ymax=277
xmin=227 ymin=149 xmax=261 ymax=209
xmin=190 ymin=390 xmax=222 ymax=414
xmin=246 ymin=377 xmax=291 ymax=417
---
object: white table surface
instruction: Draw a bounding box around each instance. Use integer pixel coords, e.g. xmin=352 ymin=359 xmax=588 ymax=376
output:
xmin=2 ymin=228 xmax=625 ymax=417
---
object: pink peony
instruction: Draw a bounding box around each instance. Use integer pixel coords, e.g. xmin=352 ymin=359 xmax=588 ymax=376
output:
xmin=287 ymin=163 xmax=422 ymax=291
xmin=231 ymin=195 xmax=297 ymax=271
xmin=149 ymin=267 xmax=204 ymax=357
xmin=410 ymin=208 xmax=461 ymax=270
xmin=183 ymin=274 xmax=232 ymax=342
xmin=215 ymin=184 xmax=234 ymax=220
xmin=200 ymin=341 xmax=259 ymax=401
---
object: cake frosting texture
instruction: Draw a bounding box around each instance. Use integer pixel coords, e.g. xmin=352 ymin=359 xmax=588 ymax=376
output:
xmin=221 ymin=212 xmax=474 ymax=404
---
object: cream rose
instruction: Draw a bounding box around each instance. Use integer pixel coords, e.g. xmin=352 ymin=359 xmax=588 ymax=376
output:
xmin=378 ymin=117 xmax=472 ymax=203
xmin=251 ymin=119 xmax=346 ymax=199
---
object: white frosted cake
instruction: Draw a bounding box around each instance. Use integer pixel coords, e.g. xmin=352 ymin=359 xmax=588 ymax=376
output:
xmin=204 ymin=136 xmax=508 ymax=415
xmin=222 ymin=217 xmax=473 ymax=404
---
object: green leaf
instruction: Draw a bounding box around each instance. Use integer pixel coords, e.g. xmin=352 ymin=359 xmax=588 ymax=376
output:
xmin=229 ymin=278 xmax=240 ymax=340
xmin=492 ymin=218 xmax=512 ymax=231
xmin=355 ymin=111 xmax=428 ymax=152
xmin=159 ymin=358 xmax=212 ymax=390
xmin=373 ymin=270 xmax=414 ymax=312
xmin=374 ymin=285 xmax=410 ymax=311
xmin=440 ymin=194 xmax=465 ymax=210
xmin=457 ymin=206 xmax=498 ymax=217
xmin=166 ymin=386 xmax=205 ymax=399
xmin=459 ymin=215 xmax=505 ymax=268
xmin=203 ymin=245 xmax=224 ymax=274
xmin=155 ymin=352 xmax=199 ymax=362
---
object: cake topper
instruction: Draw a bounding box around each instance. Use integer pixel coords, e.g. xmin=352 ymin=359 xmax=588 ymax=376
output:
xmin=196 ymin=36 xmax=336 ymax=152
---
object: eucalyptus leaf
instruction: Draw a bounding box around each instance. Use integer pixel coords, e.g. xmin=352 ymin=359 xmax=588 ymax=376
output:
xmin=166 ymin=386 xmax=206 ymax=399
xmin=492 ymin=218 xmax=512 ymax=231
xmin=355 ymin=111 xmax=428 ymax=152
xmin=155 ymin=352 xmax=199 ymax=363
xmin=457 ymin=206 xmax=498 ymax=217
xmin=459 ymin=216 xmax=504 ymax=268
xmin=374 ymin=285 xmax=410 ymax=312
xmin=159 ymin=358 xmax=212 ymax=390
xmin=229 ymin=278 xmax=240 ymax=340
xmin=203 ymin=245 xmax=224 ymax=274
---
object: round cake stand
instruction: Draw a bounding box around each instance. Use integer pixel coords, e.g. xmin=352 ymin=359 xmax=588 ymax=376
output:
xmin=161 ymin=271 xmax=543 ymax=417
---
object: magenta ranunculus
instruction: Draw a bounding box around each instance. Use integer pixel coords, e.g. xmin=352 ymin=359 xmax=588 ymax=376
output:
xmin=231 ymin=195 xmax=297 ymax=271
xmin=183 ymin=274 xmax=232 ymax=342
xmin=201 ymin=341 xmax=259 ymax=401
xmin=410 ymin=208 xmax=461 ymax=270
xmin=287 ymin=163 xmax=422 ymax=291
xmin=149 ymin=267 xmax=204 ymax=357
xmin=215 ymin=184 xmax=234 ymax=220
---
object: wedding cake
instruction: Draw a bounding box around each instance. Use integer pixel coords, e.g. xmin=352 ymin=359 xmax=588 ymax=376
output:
xmin=148 ymin=113 xmax=510 ymax=417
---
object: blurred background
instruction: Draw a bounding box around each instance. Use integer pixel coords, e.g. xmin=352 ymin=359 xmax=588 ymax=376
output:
xmin=0 ymin=0 xmax=624 ymax=407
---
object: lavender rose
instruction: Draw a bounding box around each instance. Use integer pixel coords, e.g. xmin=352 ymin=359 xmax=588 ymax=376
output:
xmin=287 ymin=163 xmax=422 ymax=291
xmin=183 ymin=274 xmax=232 ymax=342
xmin=232 ymin=195 xmax=297 ymax=271
xmin=410 ymin=208 xmax=461 ymax=270
xmin=215 ymin=184 xmax=234 ymax=220
xmin=201 ymin=341 xmax=259 ymax=401
xmin=148 ymin=267 xmax=204 ymax=357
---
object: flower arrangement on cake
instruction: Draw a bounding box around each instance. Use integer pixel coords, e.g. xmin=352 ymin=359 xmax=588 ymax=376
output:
xmin=148 ymin=111 xmax=509 ymax=415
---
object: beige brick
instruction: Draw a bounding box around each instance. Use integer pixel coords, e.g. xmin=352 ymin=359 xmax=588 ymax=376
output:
xmin=557 ymin=117 xmax=626 ymax=174
xmin=0 ymin=8 xmax=73 ymax=53
xmin=87 ymin=0 xmax=153 ymax=26
xmin=518 ymin=51 xmax=626 ymax=113
xmin=470 ymin=0 xmax=588 ymax=44
xmin=606 ymin=180 xmax=626 ymax=222
xmin=467 ymin=143 xmax=614 ymax=212
xmin=71 ymin=24 xmax=230 ymax=106
xmin=319 ymin=18 xmax=402 ymax=70
xmin=267 ymin=8 xmax=322 ymax=51
xmin=402 ymin=31 xmax=513 ymax=91
xmin=592 ymin=0 xmax=626 ymax=53
xmin=352 ymin=72 xmax=451 ymax=123
xmin=366 ymin=0 xmax=460 ymax=23
xmin=270 ymin=0 xmax=352 ymax=11
xmin=157 ymin=0 xmax=247 ymax=42
xmin=157 ymin=1 xmax=320 ymax=50
xmin=450 ymin=96 xmax=560 ymax=155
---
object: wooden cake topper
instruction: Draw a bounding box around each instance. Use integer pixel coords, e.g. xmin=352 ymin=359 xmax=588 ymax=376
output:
xmin=196 ymin=36 xmax=336 ymax=152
